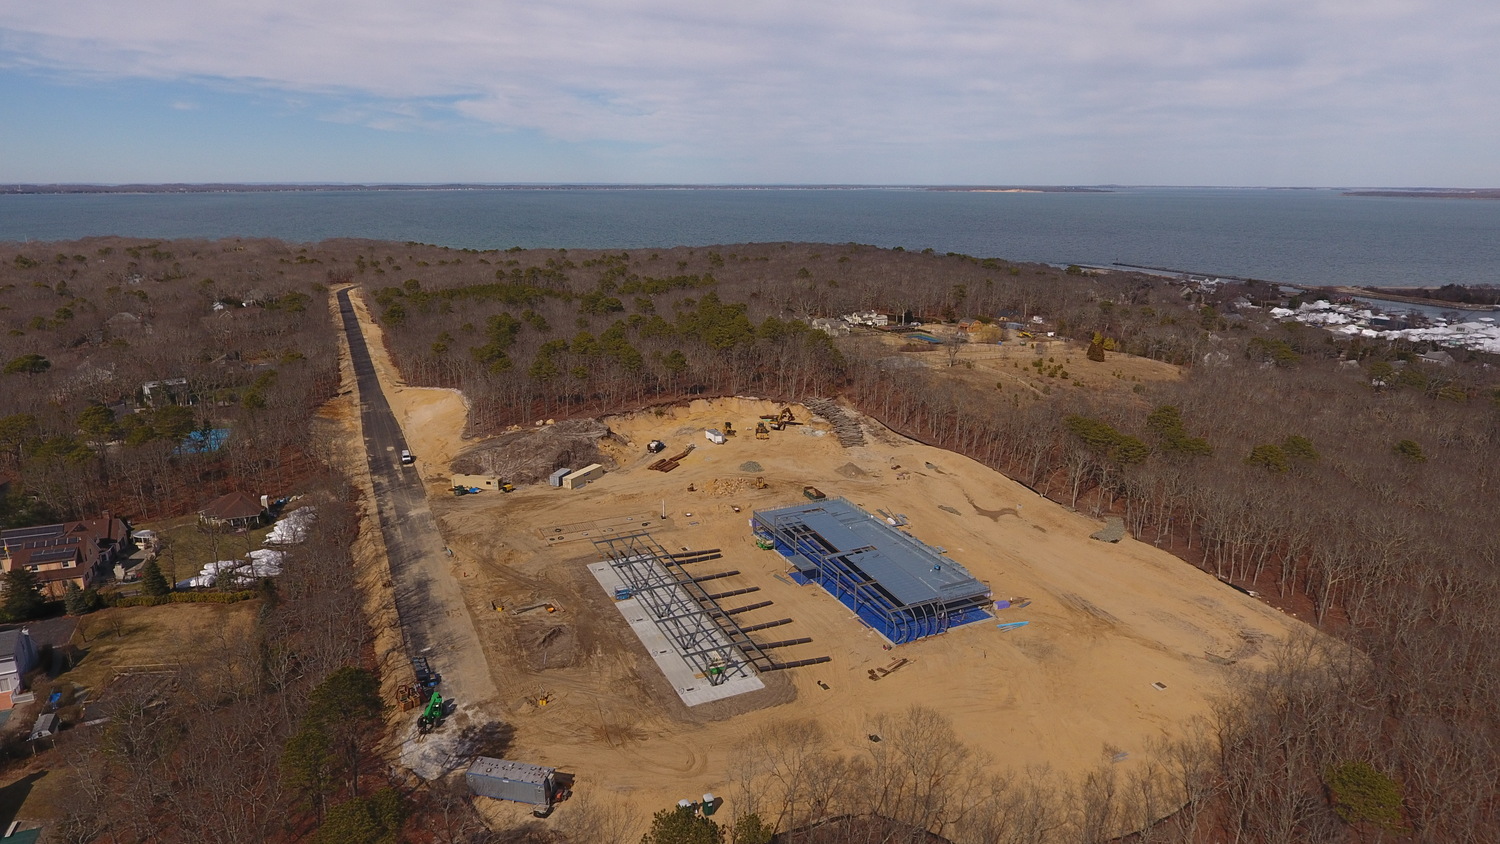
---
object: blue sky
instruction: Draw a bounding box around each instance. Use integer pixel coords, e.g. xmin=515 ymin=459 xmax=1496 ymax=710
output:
xmin=2 ymin=1 xmax=1498 ymax=186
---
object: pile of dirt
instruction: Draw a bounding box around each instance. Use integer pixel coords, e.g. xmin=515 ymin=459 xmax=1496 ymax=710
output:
xmin=452 ymin=419 xmax=615 ymax=484
xmin=704 ymin=477 xmax=757 ymax=497
xmin=739 ymin=461 xmax=764 ymax=472
xmin=835 ymin=462 xmax=868 ymax=479
xmin=522 ymin=624 xmax=578 ymax=671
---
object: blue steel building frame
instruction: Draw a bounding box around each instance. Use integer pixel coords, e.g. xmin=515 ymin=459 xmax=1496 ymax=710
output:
xmin=751 ymin=499 xmax=991 ymax=644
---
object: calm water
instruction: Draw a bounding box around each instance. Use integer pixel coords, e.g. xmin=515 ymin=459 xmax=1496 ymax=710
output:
xmin=3 ymin=187 xmax=1498 ymax=288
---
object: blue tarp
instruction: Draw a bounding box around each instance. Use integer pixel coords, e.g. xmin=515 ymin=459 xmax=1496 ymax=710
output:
xmin=175 ymin=428 xmax=229 ymax=455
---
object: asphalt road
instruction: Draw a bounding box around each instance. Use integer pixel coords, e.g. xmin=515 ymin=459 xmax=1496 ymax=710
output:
xmin=335 ymin=289 xmax=499 ymax=771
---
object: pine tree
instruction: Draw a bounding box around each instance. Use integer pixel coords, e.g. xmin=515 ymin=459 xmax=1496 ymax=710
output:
xmin=641 ymin=805 xmax=724 ymax=844
xmin=64 ymin=581 xmax=89 ymax=615
xmin=140 ymin=558 xmax=170 ymax=597
xmin=1087 ymin=332 xmax=1107 ymax=362
xmin=0 ymin=568 xmax=45 ymax=622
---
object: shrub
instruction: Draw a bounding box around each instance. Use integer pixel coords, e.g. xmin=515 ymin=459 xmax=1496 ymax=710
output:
xmin=1326 ymin=761 xmax=1406 ymax=831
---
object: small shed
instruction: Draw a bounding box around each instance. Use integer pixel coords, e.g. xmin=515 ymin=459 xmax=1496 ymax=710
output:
xmin=466 ymin=757 xmax=557 ymax=806
xmin=548 ymin=468 xmax=571 ymax=488
xmin=198 ymin=491 xmax=269 ymax=530
xmin=562 ymin=464 xmax=603 ymax=490
xmin=29 ymin=713 xmax=58 ymax=742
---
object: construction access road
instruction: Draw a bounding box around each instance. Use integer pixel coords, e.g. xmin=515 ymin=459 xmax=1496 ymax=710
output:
xmin=335 ymin=288 xmax=499 ymax=778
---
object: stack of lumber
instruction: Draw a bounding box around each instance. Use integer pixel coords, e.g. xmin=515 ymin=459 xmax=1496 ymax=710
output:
xmin=802 ymin=397 xmax=866 ymax=448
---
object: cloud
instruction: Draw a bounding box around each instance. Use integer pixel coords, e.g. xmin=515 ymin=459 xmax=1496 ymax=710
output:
xmin=2 ymin=0 xmax=1498 ymax=182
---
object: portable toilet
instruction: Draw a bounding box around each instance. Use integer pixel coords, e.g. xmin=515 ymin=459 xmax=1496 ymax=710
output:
xmin=548 ymin=468 xmax=571 ymax=488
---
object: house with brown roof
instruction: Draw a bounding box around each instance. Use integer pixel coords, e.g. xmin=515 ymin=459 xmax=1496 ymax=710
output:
xmin=198 ymin=492 xmax=268 ymax=530
xmin=0 ymin=516 xmax=132 ymax=598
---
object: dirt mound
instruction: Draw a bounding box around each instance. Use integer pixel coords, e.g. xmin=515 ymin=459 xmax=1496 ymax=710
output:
xmin=522 ymin=623 xmax=578 ymax=671
xmin=452 ymin=419 xmax=614 ymax=484
xmin=835 ymin=462 xmax=868 ymax=479
xmin=739 ymin=461 xmax=763 ymax=472
xmin=704 ymin=477 xmax=757 ymax=497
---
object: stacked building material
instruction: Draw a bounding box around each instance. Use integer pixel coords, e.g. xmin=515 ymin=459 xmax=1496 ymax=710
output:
xmin=802 ymin=398 xmax=866 ymax=448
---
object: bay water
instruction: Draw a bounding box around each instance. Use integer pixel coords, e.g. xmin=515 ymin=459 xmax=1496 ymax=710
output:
xmin=3 ymin=186 xmax=1498 ymax=289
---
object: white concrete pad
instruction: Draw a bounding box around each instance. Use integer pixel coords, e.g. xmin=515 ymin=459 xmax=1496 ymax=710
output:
xmin=588 ymin=562 xmax=765 ymax=706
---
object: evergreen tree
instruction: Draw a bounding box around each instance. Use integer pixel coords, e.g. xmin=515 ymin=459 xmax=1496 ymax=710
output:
xmin=731 ymin=813 xmax=774 ymax=844
xmin=0 ymin=568 xmax=45 ymax=622
xmin=1087 ymin=332 xmax=1107 ymax=362
xmin=64 ymin=581 xmax=90 ymax=616
xmin=641 ymin=805 xmax=724 ymax=844
xmin=140 ymin=558 xmax=170 ymax=597
xmin=313 ymin=789 xmax=405 ymax=844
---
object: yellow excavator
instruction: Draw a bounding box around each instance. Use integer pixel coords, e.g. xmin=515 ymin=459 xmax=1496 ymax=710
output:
xmin=762 ymin=406 xmax=797 ymax=431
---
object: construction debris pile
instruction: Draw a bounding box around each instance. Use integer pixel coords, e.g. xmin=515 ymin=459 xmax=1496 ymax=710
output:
xmin=802 ymin=397 xmax=866 ymax=448
xmin=702 ymin=477 xmax=758 ymax=497
xmin=453 ymin=419 xmax=616 ymax=485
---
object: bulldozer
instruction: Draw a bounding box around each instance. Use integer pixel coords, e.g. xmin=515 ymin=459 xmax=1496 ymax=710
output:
xmin=754 ymin=421 xmax=770 ymax=440
xmin=723 ymin=421 xmax=737 ymax=437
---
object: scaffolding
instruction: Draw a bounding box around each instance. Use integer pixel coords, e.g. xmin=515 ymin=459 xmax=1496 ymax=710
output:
xmin=593 ymin=533 xmax=777 ymax=685
xmin=752 ymin=498 xmax=992 ymax=645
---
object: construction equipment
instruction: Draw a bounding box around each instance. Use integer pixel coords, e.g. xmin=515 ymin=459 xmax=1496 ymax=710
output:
xmin=417 ymin=692 xmax=445 ymax=733
xmin=451 ymin=486 xmax=471 ymax=496
xmin=723 ymin=421 xmax=737 ymax=437
xmin=499 ymin=481 xmax=516 ymax=493
xmin=513 ymin=603 xmax=558 ymax=615
xmin=647 ymin=439 xmax=667 ymax=454
xmin=412 ymin=656 xmax=441 ymax=690
xmin=803 ymin=486 xmax=827 ymax=501
xmin=754 ymin=422 xmax=770 ymax=440
xmin=753 ymin=477 xmax=769 ymax=489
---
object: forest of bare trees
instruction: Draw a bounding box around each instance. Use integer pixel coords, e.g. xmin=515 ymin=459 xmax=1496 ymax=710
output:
xmin=5 ymin=236 xmax=1499 ymax=842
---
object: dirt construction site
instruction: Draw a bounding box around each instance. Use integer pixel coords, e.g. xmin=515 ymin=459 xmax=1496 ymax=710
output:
xmin=343 ymin=301 xmax=1313 ymax=823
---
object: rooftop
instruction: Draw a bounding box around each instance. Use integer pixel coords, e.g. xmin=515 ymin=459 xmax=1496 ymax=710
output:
xmin=754 ymin=498 xmax=987 ymax=608
xmin=467 ymin=757 xmax=555 ymax=785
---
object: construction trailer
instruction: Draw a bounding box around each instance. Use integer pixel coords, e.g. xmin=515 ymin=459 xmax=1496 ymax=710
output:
xmin=467 ymin=757 xmax=560 ymax=807
xmin=704 ymin=429 xmax=727 ymax=445
xmin=452 ymin=473 xmax=503 ymax=491
xmin=751 ymin=498 xmax=992 ymax=645
xmin=547 ymin=468 xmax=571 ymax=488
xmin=561 ymin=464 xmax=603 ymax=489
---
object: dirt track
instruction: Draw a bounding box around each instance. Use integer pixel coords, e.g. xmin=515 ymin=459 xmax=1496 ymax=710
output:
xmin=363 ymin=351 xmax=1316 ymax=821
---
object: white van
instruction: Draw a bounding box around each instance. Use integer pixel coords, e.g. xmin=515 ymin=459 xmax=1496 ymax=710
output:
xmin=400 ymin=449 xmax=415 ymax=465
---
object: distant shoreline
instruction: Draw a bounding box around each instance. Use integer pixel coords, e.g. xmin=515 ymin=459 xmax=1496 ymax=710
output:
xmin=1343 ymin=189 xmax=1500 ymax=199
xmin=0 ymin=183 xmax=1112 ymax=196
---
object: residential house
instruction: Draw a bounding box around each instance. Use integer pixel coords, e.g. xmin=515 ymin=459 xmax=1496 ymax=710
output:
xmin=0 ymin=516 xmax=132 ymax=598
xmin=140 ymin=377 xmax=191 ymax=408
xmin=0 ymin=628 xmax=39 ymax=710
xmin=198 ymin=491 xmax=268 ymax=530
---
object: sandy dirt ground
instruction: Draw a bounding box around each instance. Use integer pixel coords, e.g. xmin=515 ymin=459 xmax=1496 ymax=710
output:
xmin=857 ymin=328 xmax=1182 ymax=399
xmin=364 ymin=345 xmax=1313 ymax=824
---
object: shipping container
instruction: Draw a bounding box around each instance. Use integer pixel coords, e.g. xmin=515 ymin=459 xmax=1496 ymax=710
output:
xmin=466 ymin=757 xmax=557 ymax=806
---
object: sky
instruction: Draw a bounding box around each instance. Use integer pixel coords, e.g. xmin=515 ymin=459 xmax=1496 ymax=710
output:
xmin=1 ymin=1 xmax=1498 ymax=186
